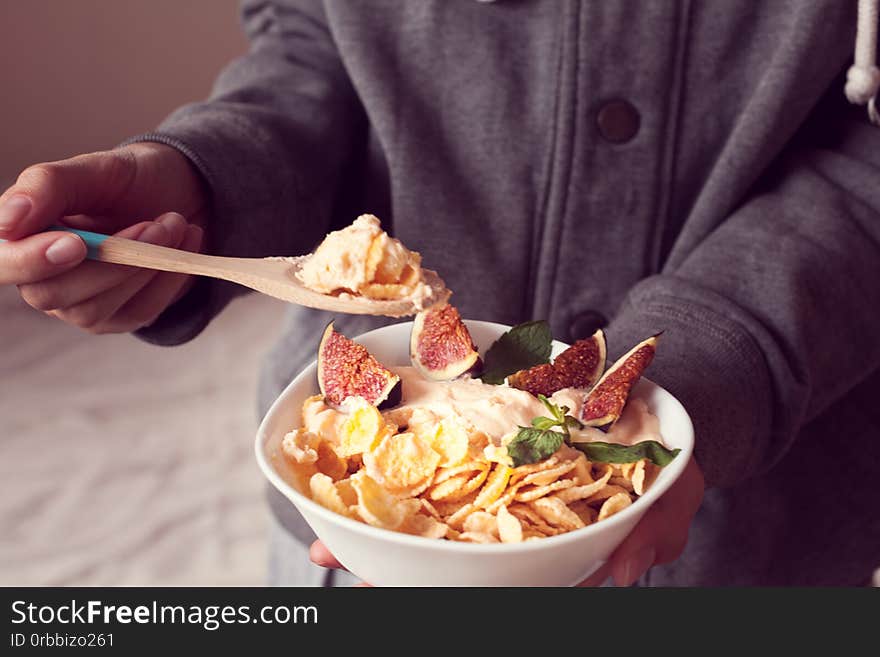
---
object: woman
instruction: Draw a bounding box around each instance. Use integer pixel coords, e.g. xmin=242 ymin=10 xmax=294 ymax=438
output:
xmin=1 ymin=0 xmax=877 ymax=586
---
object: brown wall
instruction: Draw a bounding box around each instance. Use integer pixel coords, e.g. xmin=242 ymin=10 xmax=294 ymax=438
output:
xmin=0 ymin=0 xmax=246 ymax=185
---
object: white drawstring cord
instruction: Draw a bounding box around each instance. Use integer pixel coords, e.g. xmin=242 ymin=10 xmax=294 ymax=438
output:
xmin=846 ymin=0 xmax=880 ymax=124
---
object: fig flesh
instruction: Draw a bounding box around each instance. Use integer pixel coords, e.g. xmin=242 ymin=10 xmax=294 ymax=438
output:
xmin=317 ymin=322 xmax=401 ymax=408
xmin=580 ymin=334 xmax=659 ymax=427
xmin=410 ymin=304 xmax=480 ymax=380
xmin=508 ymin=330 xmax=606 ymax=396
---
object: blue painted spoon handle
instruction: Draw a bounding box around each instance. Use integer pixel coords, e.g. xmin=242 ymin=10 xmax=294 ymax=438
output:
xmin=47 ymin=226 xmax=110 ymax=259
xmin=46 ymin=225 xmax=236 ymax=278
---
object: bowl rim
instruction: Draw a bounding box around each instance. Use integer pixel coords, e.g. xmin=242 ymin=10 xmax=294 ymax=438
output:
xmin=255 ymin=319 xmax=694 ymax=554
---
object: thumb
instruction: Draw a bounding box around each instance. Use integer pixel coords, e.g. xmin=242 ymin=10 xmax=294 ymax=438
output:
xmin=0 ymin=150 xmax=137 ymax=240
xmin=609 ymin=456 xmax=704 ymax=586
xmin=0 ymin=231 xmax=88 ymax=285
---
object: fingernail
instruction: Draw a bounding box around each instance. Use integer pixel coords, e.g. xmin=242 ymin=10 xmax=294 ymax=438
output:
xmin=138 ymin=223 xmax=167 ymax=244
xmin=0 ymin=195 xmax=32 ymax=233
xmin=619 ymin=547 xmax=655 ymax=587
xmin=45 ymin=234 xmax=85 ymax=265
xmin=158 ymin=213 xmax=185 ymax=231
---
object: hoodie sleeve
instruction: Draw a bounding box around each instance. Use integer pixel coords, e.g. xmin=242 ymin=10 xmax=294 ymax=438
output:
xmin=606 ymin=97 xmax=880 ymax=487
xmin=129 ymin=0 xmax=365 ymax=345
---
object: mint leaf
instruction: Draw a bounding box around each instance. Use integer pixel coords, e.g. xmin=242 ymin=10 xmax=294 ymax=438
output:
xmin=572 ymin=441 xmax=681 ymax=467
xmin=506 ymin=427 xmax=565 ymax=467
xmin=531 ymin=416 xmax=558 ymax=430
xmin=537 ymin=394 xmax=566 ymax=422
xmin=479 ymin=321 xmax=553 ymax=385
xmin=564 ymin=415 xmax=584 ymax=431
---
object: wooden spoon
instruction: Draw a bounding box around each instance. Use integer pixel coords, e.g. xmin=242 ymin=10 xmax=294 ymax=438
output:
xmin=49 ymin=227 xmax=451 ymax=317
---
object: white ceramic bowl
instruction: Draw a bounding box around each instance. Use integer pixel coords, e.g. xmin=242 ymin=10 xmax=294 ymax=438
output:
xmin=256 ymin=320 xmax=694 ymax=586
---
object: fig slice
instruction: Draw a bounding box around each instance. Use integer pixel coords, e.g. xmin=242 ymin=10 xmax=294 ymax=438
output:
xmin=410 ymin=303 xmax=480 ymax=380
xmin=317 ymin=322 xmax=401 ymax=408
xmin=508 ymin=330 xmax=606 ymax=397
xmin=580 ymin=334 xmax=659 ymax=427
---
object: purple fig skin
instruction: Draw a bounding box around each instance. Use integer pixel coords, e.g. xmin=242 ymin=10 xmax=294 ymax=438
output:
xmin=377 ymin=379 xmax=403 ymax=410
xmin=465 ymin=356 xmax=484 ymax=378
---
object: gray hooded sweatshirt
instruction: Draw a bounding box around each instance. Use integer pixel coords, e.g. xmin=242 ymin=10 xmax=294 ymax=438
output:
xmin=133 ymin=0 xmax=880 ymax=585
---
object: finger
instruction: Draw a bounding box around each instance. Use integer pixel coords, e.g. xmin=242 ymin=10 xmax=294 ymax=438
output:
xmin=309 ymin=540 xmax=346 ymax=571
xmin=59 ymin=213 xmax=124 ymax=233
xmin=48 ymin=269 xmax=160 ymax=333
xmin=101 ymin=223 xmax=204 ymax=332
xmin=0 ymin=232 xmax=87 ymax=285
xmin=576 ymin=561 xmax=613 ymax=587
xmin=48 ymin=218 xmax=188 ymax=333
xmin=17 ymin=214 xmax=187 ymax=311
xmin=608 ymin=457 xmax=705 ymax=586
xmin=0 ymin=150 xmax=138 ymax=239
